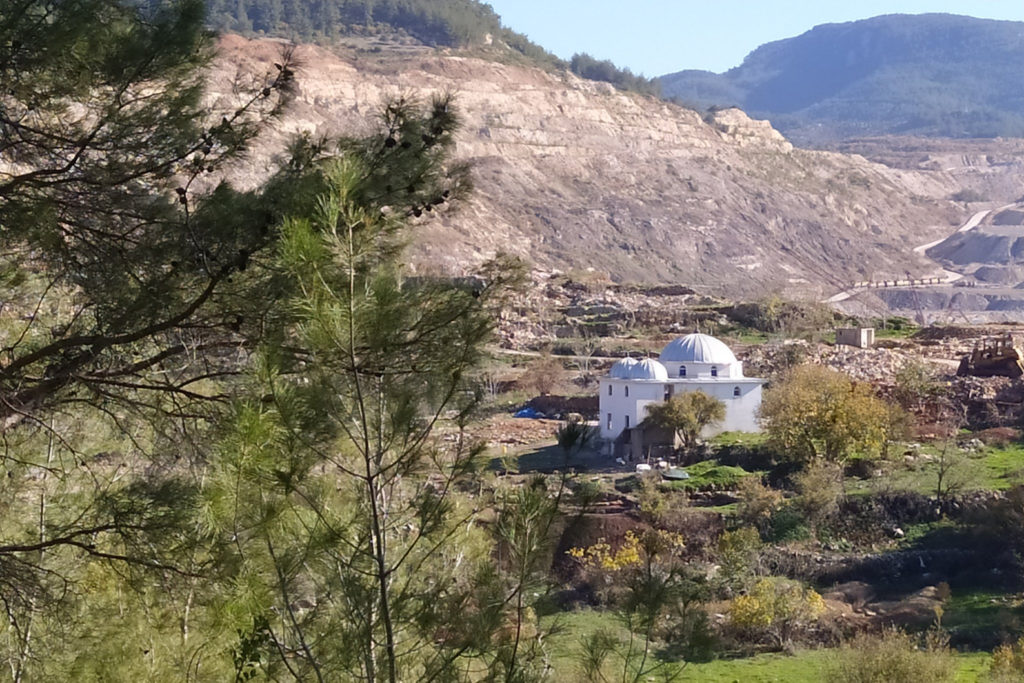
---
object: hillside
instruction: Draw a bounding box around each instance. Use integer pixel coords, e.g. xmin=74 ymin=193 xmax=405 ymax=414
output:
xmin=212 ymin=36 xmax=966 ymax=298
xmin=661 ymin=14 xmax=1024 ymax=143
xmin=201 ymin=0 xmax=503 ymax=46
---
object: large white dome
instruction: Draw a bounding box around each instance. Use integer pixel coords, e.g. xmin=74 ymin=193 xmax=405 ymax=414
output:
xmin=628 ymin=358 xmax=668 ymax=381
xmin=608 ymin=357 xmax=638 ymax=379
xmin=660 ymin=333 xmax=737 ymax=365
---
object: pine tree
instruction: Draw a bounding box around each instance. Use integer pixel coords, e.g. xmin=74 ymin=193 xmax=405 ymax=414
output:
xmin=0 ymin=1 xmax=301 ymax=675
xmin=204 ymin=96 xmax=528 ymax=680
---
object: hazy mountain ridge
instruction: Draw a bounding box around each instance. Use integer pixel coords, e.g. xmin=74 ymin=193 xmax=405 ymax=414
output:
xmin=213 ymin=36 xmax=976 ymax=298
xmin=661 ymin=14 xmax=1024 ymax=143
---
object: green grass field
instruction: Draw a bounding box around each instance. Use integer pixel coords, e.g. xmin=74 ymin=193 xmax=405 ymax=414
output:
xmin=543 ymin=609 xmax=991 ymax=681
xmin=846 ymin=443 xmax=1024 ymax=497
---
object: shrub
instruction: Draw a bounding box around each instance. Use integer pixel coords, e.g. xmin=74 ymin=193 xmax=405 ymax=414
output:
xmin=950 ymin=188 xmax=986 ymax=203
xmin=736 ymin=476 xmax=783 ymax=534
xmin=827 ymin=628 xmax=957 ymax=683
xmin=516 ymin=352 xmax=566 ymax=395
xmin=728 ymin=577 xmax=825 ymax=648
xmin=793 ymin=460 xmax=844 ymax=536
xmin=769 ymin=504 xmax=812 ymax=543
xmin=717 ymin=527 xmax=763 ymax=592
xmin=990 ymin=636 xmax=1024 ymax=682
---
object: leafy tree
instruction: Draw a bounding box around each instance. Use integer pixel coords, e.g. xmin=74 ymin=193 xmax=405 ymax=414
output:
xmin=760 ymin=364 xmax=895 ymax=464
xmin=0 ymin=0 xmax=295 ymax=429
xmin=555 ymin=416 xmax=597 ymax=461
xmin=644 ymin=390 xmax=726 ymax=451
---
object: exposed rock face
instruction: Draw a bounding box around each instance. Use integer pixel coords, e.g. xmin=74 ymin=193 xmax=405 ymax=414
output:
xmin=211 ymin=36 xmax=964 ymax=298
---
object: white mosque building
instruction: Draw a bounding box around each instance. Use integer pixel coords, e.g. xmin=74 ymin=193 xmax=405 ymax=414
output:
xmin=598 ymin=333 xmax=765 ymax=447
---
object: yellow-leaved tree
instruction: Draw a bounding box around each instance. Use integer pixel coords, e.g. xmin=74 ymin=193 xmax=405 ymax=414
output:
xmin=759 ymin=364 xmax=897 ymax=464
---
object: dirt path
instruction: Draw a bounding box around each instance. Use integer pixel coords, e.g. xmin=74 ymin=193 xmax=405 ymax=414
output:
xmin=823 ymin=207 xmax=998 ymax=304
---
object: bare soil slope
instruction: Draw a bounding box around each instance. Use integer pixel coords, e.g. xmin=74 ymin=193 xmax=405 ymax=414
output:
xmin=212 ymin=37 xmax=965 ymax=298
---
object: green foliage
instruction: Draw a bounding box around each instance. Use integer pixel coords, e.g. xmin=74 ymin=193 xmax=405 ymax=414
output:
xmin=716 ymin=527 xmax=763 ymax=592
xmin=729 ymin=297 xmax=835 ymax=336
xmin=793 ymin=459 xmax=844 ymax=534
xmin=892 ymin=360 xmax=943 ymax=411
xmin=569 ymin=53 xmax=661 ymax=97
xmin=0 ymin=1 xmax=556 ymax=675
xmin=0 ymin=1 xmax=300 ymax=676
xmin=761 ymin=364 xmax=897 ymax=464
xmin=735 ymin=476 xmax=784 ymax=534
xmin=827 ymin=628 xmax=957 ymax=683
xmin=768 ymin=503 xmax=812 ymax=543
xmin=570 ymin=530 xmax=712 ymax=680
xmin=556 ymin=418 xmax=597 ymax=460
xmin=660 ymin=460 xmax=752 ymax=491
xmin=201 ymin=97 xmax=532 ymax=678
xmin=989 ymin=635 xmax=1024 ymax=682
xmin=728 ymin=577 xmax=825 ymax=648
xmin=198 ymin=0 xmax=506 ymax=46
xmin=644 ymin=391 xmax=726 ymax=451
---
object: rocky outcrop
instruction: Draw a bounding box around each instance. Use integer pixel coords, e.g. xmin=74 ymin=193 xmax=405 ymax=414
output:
xmin=210 ymin=36 xmax=964 ymax=298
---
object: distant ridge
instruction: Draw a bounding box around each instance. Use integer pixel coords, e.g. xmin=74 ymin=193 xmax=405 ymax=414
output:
xmin=661 ymin=14 xmax=1024 ymax=143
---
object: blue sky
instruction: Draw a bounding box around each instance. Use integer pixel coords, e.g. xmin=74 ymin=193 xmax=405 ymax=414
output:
xmin=484 ymin=1 xmax=1024 ymax=76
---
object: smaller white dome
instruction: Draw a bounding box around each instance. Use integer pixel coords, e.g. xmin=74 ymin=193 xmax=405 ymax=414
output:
xmin=628 ymin=358 xmax=668 ymax=381
xmin=608 ymin=357 xmax=638 ymax=378
xmin=660 ymin=333 xmax=737 ymax=365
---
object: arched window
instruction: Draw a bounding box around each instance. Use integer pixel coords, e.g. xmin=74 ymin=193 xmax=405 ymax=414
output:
xmin=624 ymin=385 xmax=629 ymax=397
xmin=608 ymin=384 xmax=613 ymax=396
xmin=711 ymin=366 xmax=718 ymax=377
xmin=679 ymin=366 xmax=686 ymax=377
xmin=734 ymin=386 xmax=741 ymax=397
xmin=606 ymin=413 xmax=612 ymax=430
xmin=625 ymin=415 xmax=630 ymax=428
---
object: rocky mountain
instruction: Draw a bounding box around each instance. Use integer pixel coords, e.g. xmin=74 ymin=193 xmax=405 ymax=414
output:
xmin=212 ymin=35 xmax=971 ymax=299
xmin=661 ymin=14 xmax=1024 ymax=144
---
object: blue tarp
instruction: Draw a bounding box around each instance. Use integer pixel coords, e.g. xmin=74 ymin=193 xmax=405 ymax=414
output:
xmin=513 ymin=406 xmax=542 ymax=419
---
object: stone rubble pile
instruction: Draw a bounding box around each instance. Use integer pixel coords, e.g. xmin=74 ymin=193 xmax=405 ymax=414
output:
xmin=742 ymin=340 xmax=922 ymax=383
xmin=497 ymin=269 xmax=726 ymax=350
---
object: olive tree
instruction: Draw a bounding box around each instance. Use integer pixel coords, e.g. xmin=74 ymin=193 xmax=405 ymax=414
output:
xmin=760 ymin=364 xmax=895 ymax=464
xmin=644 ymin=390 xmax=726 ymax=451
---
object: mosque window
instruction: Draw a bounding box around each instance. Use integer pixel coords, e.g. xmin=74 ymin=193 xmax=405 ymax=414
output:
xmin=679 ymin=366 xmax=686 ymax=377
xmin=734 ymin=386 xmax=741 ymax=397
xmin=608 ymin=384 xmax=613 ymax=396
xmin=606 ymin=413 xmax=612 ymax=430
xmin=624 ymin=385 xmax=629 ymax=397
xmin=711 ymin=366 xmax=718 ymax=377
xmin=625 ymin=415 xmax=630 ymax=428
